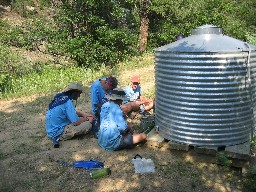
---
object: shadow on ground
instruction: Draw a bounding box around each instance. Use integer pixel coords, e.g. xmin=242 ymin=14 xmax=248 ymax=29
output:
xmin=0 ymin=86 xmax=251 ymax=192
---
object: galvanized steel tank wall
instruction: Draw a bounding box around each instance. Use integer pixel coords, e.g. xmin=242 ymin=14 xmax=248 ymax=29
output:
xmin=155 ymin=25 xmax=256 ymax=146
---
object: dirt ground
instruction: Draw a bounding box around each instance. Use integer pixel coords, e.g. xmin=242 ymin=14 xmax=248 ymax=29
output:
xmin=0 ymin=64 xmax=253 ymax=192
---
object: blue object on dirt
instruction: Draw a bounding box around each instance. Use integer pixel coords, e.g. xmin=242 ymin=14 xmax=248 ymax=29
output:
xmin=57 ymin=160 xmax=104 ymax=170
xmin=73 ymin=160 xmax=104 ymax=169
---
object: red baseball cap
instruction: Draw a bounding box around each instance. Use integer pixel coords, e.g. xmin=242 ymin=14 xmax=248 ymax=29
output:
xmin=131 ymin=75 xmax=140 ymax=83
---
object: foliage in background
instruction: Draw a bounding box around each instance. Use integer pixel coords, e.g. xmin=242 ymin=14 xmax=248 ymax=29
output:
xmin=148 ymin=0 xmax=256 ymax=49
xmin=244 ymin=163 xmax=256 ymax=190
xmin=0 ymin=64 xmax=112 ymax=98
xmin=0 ymin=51 xmax=154 ymax=99
xmin=0 ymin=18 xmax=56 ymax=51
xmin=51 ymin=0 xmax=139 ymax=68
xmin=247 ymin=34 xmax=256 ymax=46
xmin=0 ymin=44 xmax=32 ymax=95
xmin=0 ymin=0 xmax=255 ymax=98
xmin=2 ymin=0 xmax=255 ymax=67
xmin=10 ymin=0 xmax=36 ymax=17
xmin=38 ymin=0 xmax=51 ymax=9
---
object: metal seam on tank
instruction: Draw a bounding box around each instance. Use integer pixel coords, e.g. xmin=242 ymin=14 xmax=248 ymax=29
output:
xmin=159 ymin=127 xmax=251 ymax=139
xmin=160 ymin=134 xmax=249 ymax=146
xmin=156 ymin=75 xmax=246 ymax=81
xmin=155 ymin=109 xmax=252 ymax=123
xmin=156 ymin=88 xmax=250 ymax=98
xmin=156 ymin=102 xmax=252 ymax=117
xmin=155 ymin=52 xmax=249 ymax=58
xmin=156 ymin=99 xmax=251 ymax=112
xmin=155 ymin=109 xmax=252 ymax=124
xmin=158 ymin=124 xmax=251 ymax=136
xmin=161 ymin=132 xmax=249 ymax=141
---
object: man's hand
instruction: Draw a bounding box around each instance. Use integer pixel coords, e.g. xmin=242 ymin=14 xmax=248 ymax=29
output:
xmin=73 ymin=117 xmax=87 ymax=126
xmin=86 ymin=116 xmax=94 ymax=123
xmin=127 ymin=122 xmax=134 ymax=134
xmin=82 ymin=113 xmax=94 ymax=123
xmin=76 ymin=111 xmax=94 ymax=123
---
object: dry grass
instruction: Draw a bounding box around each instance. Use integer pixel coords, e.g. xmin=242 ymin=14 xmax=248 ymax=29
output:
xmin=0 ymin=64 xmax=248 ymax=192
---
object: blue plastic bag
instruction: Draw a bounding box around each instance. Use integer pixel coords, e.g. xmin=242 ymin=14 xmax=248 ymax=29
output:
xmin=73 ymin=160 xmax=104 ymax=169
xmin=57 ymin=160 xmax=104 ymax=170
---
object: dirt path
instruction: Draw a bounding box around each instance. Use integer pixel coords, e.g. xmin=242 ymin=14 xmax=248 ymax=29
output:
xmin=0 ymin=65 xmax=248 ymax=192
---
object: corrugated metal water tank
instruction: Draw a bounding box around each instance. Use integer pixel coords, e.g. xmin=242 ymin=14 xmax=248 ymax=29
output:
xmin=155 ymin=25 xmax=256 ymax=147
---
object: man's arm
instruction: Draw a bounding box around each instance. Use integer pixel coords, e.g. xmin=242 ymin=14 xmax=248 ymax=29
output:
xmin=96 ymin=103 xmax=102 ymax=109
xmin=73 ymin=117 xmax=87 ymax=126
xmin=75 ymin=111 xmax=94 ymax=124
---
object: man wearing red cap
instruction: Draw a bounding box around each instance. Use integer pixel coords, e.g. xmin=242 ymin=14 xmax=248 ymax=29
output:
xmin=121 ymin=75 xmax=154 ymax=115
xmin=129 ymin=75 xmax=141 ymax=101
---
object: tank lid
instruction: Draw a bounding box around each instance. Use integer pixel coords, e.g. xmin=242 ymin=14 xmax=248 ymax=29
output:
xmin=192 ymin=24 xmax=222 ymax=35
xmin=155 ymin=25 xmax=256 ymax=52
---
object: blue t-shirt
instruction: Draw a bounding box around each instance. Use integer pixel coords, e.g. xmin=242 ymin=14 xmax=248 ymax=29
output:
xmin=98 ymin=102 xmax=128 ymax=150
xmin=46 ymin=99 xmax=79 ymax=139
xmin=91 ymin=78 xmax=109 ymax=115
xmin=124 ymin=85 xmax=141 ymax=102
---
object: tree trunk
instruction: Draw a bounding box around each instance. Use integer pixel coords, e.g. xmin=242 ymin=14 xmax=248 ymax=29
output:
xmin=138 ymin=0 xmax=150 ymax=53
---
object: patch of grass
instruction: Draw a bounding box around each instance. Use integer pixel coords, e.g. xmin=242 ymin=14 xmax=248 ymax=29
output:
xmin=14 ymin=143 xmax=41 ymax=155
xmin=1 ymin=140 xmax=42 ymax=159
xmin=0 ymin=65 xmax=106 ymax=98
xmin=0 ymin=151 xmax=8 ymax=160
xmin=144 ymin=86 xmax=155 ymax=99
xmin=0 ymin=111 xmax=28 ymax=128
xmin=0 ymin=185 xmax=16 ymax=192
xmin=8 ymin=159 xmax=35 ymax=173
xmin=161 ymin=160 xmax=198 ymax=176
xmin=216 ymin=152 xmax=232 ymax=166
xmin=244 ymin=163 xmax=256 ymax=190
xmin=191 ymin=181 xmax=196 ymax=188
xmin=29 ymin=135 xmax=44 ymax=143
xmin=0 ymin=53 xmax=154 ymax=99
xmin=158 ymin=159 xmax=203 ymax=191
xmin=115 ymin=53 xmax=154 ymax=72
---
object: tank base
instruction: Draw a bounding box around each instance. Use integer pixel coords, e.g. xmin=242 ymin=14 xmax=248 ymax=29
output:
xmin=167 ymin=140 xmax=250 ymax=160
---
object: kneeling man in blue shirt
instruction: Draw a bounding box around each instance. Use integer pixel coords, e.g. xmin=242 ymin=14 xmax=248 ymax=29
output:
xmin=46 ymin=82 xmax=93 ymax=147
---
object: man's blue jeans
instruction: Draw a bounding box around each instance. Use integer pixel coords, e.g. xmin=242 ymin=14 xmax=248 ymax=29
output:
xmin=91 ymin=114 xmax=100 ymax=138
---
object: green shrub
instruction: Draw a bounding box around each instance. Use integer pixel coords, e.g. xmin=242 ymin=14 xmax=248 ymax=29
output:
xmin=0 ymin=52 xmax=154 ymax=99
xmin=0 ymin=44 xmax=34 ymax=95
xmin=11 ymin=0 xmax=36 ymax=17
xmin=0 ymin=45 xmax=32 ymax=75
xmin=244 ymin=163 xmax=256 ymax=190
xmin=246 ymin=33 xmax=256 ymax=46
xmin=0 ymin=74 xmax=14 ymax=95
xmin=1 ymin=19 xmax=56 ymax=51
xmin=0 ymin=64 xmax=112 ymax=98
xmin=51 ymin=0 xmax=139 ymax=69
xmin=39 ymin=0 xmax=51 ymax=9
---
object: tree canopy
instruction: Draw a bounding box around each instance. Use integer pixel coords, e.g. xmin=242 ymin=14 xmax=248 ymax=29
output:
xmin=1 ymin=0 xmax=256 ymax=69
